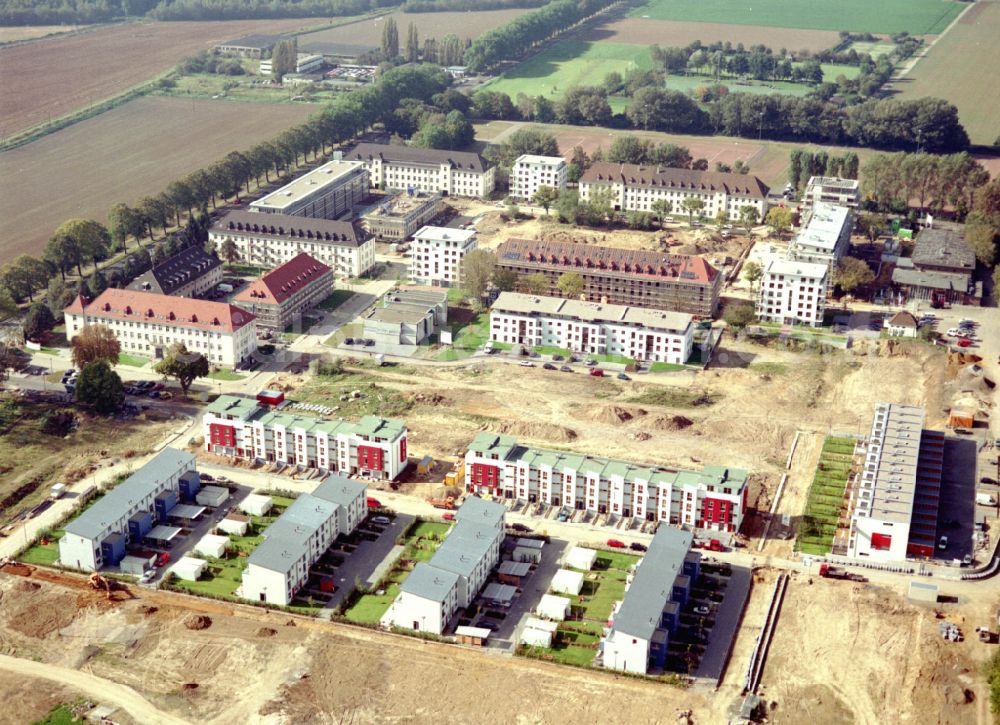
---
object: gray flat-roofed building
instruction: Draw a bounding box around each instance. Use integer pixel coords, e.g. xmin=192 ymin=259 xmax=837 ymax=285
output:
xmin=128 ymin=245 xmax=222 ymax=298
xmin=58 ymin=448 xmax=196 ymax=571
xmin=215 ymin=34 xmax=282 ymax=58
xmin=603 ymin=525 xmax=699 ymax=674
xmin=362 ymin=191 xmax=443 ymax=241
xmin=363 ymin=286 xmax=448 ymax=346
xmin=251 ymin=159 xmax=368 ymax=219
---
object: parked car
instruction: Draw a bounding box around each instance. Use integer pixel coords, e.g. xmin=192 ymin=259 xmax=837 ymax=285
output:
xmin=148 ymin=391 xmax=161 ymax=399
xmin=215 ymin=475 xmax=230 ymax=483
xmin=199 ymin=473 xmax=215 ymax=481
xmin=478 ymin=620 xmax=500 ymax=631
xmin=938 ymin=535 xmax=949 ymax=550
xmin=139 ymin=570 xmax=157 ymax=584
xmin=585 ymin=359 xmax=597 ymax=366
xmin=589 ymin=368 xmax=605 ymax=377
xmin=946 ymin=328 xmax=961 ymax=336
xmin=153 ymin=382 xmax=165 ymax=391
xmin=557 ymin=510 xmax=570 ymax=522
xmin=159 ymin=391 xmax=173 ymax=400
xmin=442 ymin=512 xmax=455 ymax=521
xmin=371 ymin=515 xmax=391 ymax=526
xmin=510 ymin=523 xmax=532 ymax=533
xmin=559 ymin=365 xmax=573 ymax=373
xmin=551 ymin=354 xmax=564 ymax=361
xmin=366 ymin=496 xmax=382 ymax=508
xmin=957 ymin=338 xmax=972 ymax=348
xmin=629 ymin=542 xmax=647 ymax=552
xmin=543 ymin=363 xmax=556 ymax=370
xmin=364 ymin=339 xmax=375 ymax=347
xmin=155 ymin=552 xmax=171 ymax=567
xmin=693 ymin=605 xmax=711 ymax=615
xmin=519 ymin=360 xmax=535 ymax=367
xmin=616 ymin=372 xmax=630 ymax=381
xmin=981 ymin=477 xmax=997 ymax=485
xmin=606 ymin=539 xmax=626 ymax=548
xmin=345 ymin=337 xmax=355 ymax=345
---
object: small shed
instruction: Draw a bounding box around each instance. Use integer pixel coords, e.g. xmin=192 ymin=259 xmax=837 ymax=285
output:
xmin=197 ymin=485 xmax=229 ymax=508
xmin=536 ymin=594 xmax=571 ymax=621
xmin=908 ymin=580 xmax=939 ymax=605
xmin=455 ymin=626 xmax=491 ymax=646
xmin=516 ymin=538 xmax=544 ymax=550
xmin=512 ymin=546 xmax=542 ymax=564
xmin=565 ymin=546 xmax=597 ymax=571
xmin=884 ymin=311 xmax=918 ymax=338
xmin=497 ymin=560 xmax=531 ymax=585
xmin=172 ymin=556 xmax=207 ymax=581
xmin=119 ymin=554 xmax=154 ymax=576
xmin=551 ymin=568 xmax=584 ymax=596
xmin=481 ymin=582 xmax=517 ymax=607
xmin=217 ymin=514 xmax=249 ymax=536
xmin=257 ymin=390 xmax=285 ymax=406
xmin=239 ymin=494 xmax=273 ymax=517
xmin=948 ymin=407 xmax=975 ymax=429
xmin=520 ymin=617 xmax=559 ymax=648
xmin=194 ymin=534 xmax=230 ymax=559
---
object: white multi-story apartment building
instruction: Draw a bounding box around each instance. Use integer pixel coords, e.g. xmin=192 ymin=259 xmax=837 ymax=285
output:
xmin=64 ymin=289 xmax=257 ymax=370
xmin=579 ymin=163 xmax=769 ymax=220
xmin=233 ymin=253 xmax=333 ymax=330
xmin=209 ymin=210 xmax=374 ymax=278
xmin=802 ymin=176 xmax=859 ymax=210
xmin=787 ymin=202 xmax=854 ymax=268
xmin=259 ymin=52 xmax=324 ymax=75
xmin=847 ymin=403 xmax=944 ymax=563
xmin=465 ymin=433 xmax=749 ymax=532
xmin=240 ymin=475 xmax=367 ymax=605
xmin=603 ymin=526 xmax=699 ymax=674
xmin=490 ymin=292 xmax=694 ymax=365
xmin=250 ymin=158 xmax=368 ymax=219
xmin=345 ymin=143 xmax=496 ymax=199
xmin=58 ymin=448 xmax=196 ymax=571
xmin=409 ymin=226 xmax=476 ymax=287
xmin=203 ymin=395 xmax=408 ymax=481
xmin=755 ymin=259 xmax=829 ymax=327
xmin=381 ymin=497 xmax=505 ymax=634
xmin=510 ymin=154 xmax=568 ymax=201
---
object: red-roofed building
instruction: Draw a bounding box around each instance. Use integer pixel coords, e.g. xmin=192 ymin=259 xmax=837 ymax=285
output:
xmin=64 ymin=289 xmax=257 ymax=369
xmin=494 ymin=238 xmax=722 ymax=316
xmin=579 ymin=162 xmax=769 ymax=220
xmin=234 ymin=253 xmax=333 ymax=330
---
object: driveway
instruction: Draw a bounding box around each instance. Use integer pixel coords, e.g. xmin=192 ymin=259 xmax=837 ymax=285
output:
xmin=487 ymin=537 xmax=568 ymax=650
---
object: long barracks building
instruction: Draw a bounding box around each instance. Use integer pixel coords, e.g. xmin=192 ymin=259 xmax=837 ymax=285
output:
xmin=464 ymin=433 xmax=749 ymax=533
xmin=203 ymin=395 xmax=408 ymax=481
xmin=495 ymin=238 xmax=721 ymax=317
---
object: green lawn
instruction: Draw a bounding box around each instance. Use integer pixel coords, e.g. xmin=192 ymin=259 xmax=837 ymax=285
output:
xmin=438 ymin=311 xmax=489 ymax=361
xmin=318 ymin=289 xmax=354 ymax=310
xmin=172 ymin=556 xmax=246 ymax=597
xmin=848 ymin=40 xmax=897 ymax=58
xmin=649 ymin=362 xmax=685 ymax=373
xmin=344 ymin=581 xmax=400 ymax=624
xmin=591 ymin=352 xmax=634 ymax=366
xmin=208 ymin=369 xmax=246 ymax=381
xmin=325 ymin=322 xmax=364 ymax=347
xmin=533 ymin=345 xmax=572 ymax=357
xmin=34 ymin=704 xmax=81 ymax=725
xmin=481 ymin=40 xmax=655 ymax=102
xmin=116 ymin=353 xmax=149 ymax=368
xmin=796 ymin=436 xmax=856 ymax=555
xmin=225 ymin=263 xmax=267 ymax=277
xmin=447 ymin=287 xmax=466 ymax=303
xmin=20 ymin=528 xmax=64 ymax=566
xmin=629 ymin=0 xmax=964 ymax=34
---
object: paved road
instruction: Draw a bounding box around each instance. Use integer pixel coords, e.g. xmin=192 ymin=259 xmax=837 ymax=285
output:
xmin=0 ymin=654 xmax=191 ymax=725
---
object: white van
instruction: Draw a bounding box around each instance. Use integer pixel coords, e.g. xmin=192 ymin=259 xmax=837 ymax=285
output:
xmin=976 ymin=492 xmax=997 ymax=506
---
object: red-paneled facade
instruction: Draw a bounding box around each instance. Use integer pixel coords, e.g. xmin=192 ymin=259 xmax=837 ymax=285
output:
xmin=358 ymin=445 xmax=384 ymax=472
xmin=209 ymin=423 xmax=237 ymax=450
xmin=702 ymin=497 xmax=732 ymax=526
xmin=470 ymin=463 xmax=501 ymax=493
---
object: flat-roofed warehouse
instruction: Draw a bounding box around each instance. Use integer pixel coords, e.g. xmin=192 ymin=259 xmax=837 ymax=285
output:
xmin=494 ymin=238 xmax=721 ymax=317
xmin=250 ymin=158 xmax=368 ymax=219
xmin=215 ymin=33 xmax=282 ymax=58
xmin=363 ymin=287 xmax=448 ymax=346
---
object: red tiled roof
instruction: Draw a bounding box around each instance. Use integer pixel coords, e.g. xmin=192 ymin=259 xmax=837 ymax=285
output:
xmin=235 ymin=253 xmax=331 ymax=306
xmin=64 ymin=294 xmax=86 ymax=314
xmin=496 ymin=238 xmax=719 ymax=284
xmin=580 ymin=162 xmax=769 ymax=199
xmin=888 ymin=311 xmax=918 ymax=327
xmin=67 ymin=288 xmax=254 ymax=333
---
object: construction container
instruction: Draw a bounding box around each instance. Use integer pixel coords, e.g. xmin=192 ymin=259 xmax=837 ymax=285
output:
xmin=178 ymin=471 xmax=202 ymax=502
xmin=119 ymin=554 xmax=153 ymax=576
xmin=100 ymin=532 xmax=126 ymax=566
xmin=196 ymin=486 xmax=229 ymax=508
xmin=257 ymin=390 xmax=285 ymax=406
xmin=154 ymin=490 xmax=178 ymax=523
xmin=127 ymin=511 xmax=153 ymax=540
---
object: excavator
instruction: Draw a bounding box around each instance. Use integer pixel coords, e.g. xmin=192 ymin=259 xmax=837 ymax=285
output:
xmin=88 ymin=573 xmax=129 ymax=600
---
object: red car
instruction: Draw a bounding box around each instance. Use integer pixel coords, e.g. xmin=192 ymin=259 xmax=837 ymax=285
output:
xmin=155 ymin=552 xmax=171 ymax=567
xmin=442 ymin=512 xmax=455 ymax=521
xmin=606 ymin=539 xmax=626 ymax=548
xmin=589 ymin=368 xmax=605 ymax=377
xmin=366 ymin=496 xmax=382 ymax=508
xmin=956 ymin=338 xmax=972 ymax=347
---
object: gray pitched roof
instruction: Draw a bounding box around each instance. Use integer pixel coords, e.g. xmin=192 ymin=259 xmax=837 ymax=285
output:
xmin=612 ymin=526 xmax=693 ymax=640
xmin=311 ymin=474 xmax=366 ymax=508
xmin=455 ymin=496 xmax=505 ymax=528
xmin=128 ymin=245 xmax=221 ymax=296
xmin=912 ymin=225 xmax=975 ymax=272
xmin=65 ymin=448 xmax=195 ymax=540
xmin=247 ymin=493 xmax=338 ymax=574
xmin=431 ymin=520 xmax=497 ymax=579
xmin=400 ymin=562 xmax=461 ymax=602
xmin=346 ymin=143 xmax=490 ymax=173
xmin=212 ymin=209 xmax=365 ymax=248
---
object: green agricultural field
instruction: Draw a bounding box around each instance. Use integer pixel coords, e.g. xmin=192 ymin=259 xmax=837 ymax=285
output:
xmin=481 ymin=40 xmax=654 ymax=102
xmin=796 ymin=435 xmax=856 ymax=555
xmin=630 ymin=0 xmax=964 ymax=35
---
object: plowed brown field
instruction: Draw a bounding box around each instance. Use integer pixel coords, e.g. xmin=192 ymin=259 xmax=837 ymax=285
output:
xmin=0 ymin=96 xmax=313 ymax=263
xmin=0 ymin=18 xmax=316 ymax=137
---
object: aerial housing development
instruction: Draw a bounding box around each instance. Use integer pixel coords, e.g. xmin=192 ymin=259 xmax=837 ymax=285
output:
xmin=409 ymin=226 xmax=477 ymax=287
xmin=345 ymin=143 xmax=496 ymax=198
xmin=249 ymin=157 xmax=368 ymax=219
xmin=510 ymin=154 xmax=568 ymax=200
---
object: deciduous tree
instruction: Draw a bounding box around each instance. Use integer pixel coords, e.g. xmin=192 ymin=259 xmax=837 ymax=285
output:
xmin=460 ymin=249 xmax=497 ymax=306
xmin=834 ymin=256 xmax=875 ymax=294
xmin=765 ymin=206 xmax=793 ymax=238
xmin=743 ymin=261 xmax=763 ymax=291
xmin=533 ymin=186 xmax=558 ymax=215
xmin=738 ymin=205 xmax=760 ymax=234
xmin=522 ymin=272 xmax=549 ymax=296
xmin=71 ymin=323 xmax=121 ymax=368
xmin=155 ymin=344 xmax=209 ymax=395
xmin=23 ymin=302 xmax=56 ymax=340
xmin=75 ymin=360 xmax=124 ymax=415
xmin=556 ymin=272 xmax=585 ymax=300
xmin=723 ymin=302 xmax=756 ymax=329
xmin=680 ymin=197 xmax=705 ymax=225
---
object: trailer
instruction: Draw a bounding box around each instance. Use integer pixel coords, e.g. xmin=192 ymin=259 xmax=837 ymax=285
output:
xmin=819 ymin=564 xmax=868 ymax=582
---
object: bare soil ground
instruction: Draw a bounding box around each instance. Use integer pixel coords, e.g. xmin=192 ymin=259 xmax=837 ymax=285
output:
xmin=298 ymin=8 xmax=530 ymax=50
xmin=0 ymin=18 xmax=316 ymax=137
xmin=0 ymin=670 xmax=81 ymax=725
xmin=0 ymin=96 xmax=314 ymax=263
xmin=584 ymin=18 xmax=840 ymax=53
xmin=0 ymin=25 xmax=92 ymax=43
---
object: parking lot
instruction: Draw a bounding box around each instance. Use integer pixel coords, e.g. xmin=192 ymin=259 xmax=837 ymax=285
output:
xmin=936 ymin=436 xmax=980 ymax=564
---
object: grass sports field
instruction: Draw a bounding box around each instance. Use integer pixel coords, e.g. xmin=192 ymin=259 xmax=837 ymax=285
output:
xmin=584 ymin=18 xmax=839 ymax=54
xmin=629 ymin=0 xmax=965 ymax=34
xmin=894 ymin=0 xmax=1000 ymax=145
xmin=0 ymin=96 xmax=314 ymax=264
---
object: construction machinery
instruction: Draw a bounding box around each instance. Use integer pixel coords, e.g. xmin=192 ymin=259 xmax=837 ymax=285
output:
xmin=428 ymin=496 xmax=456 ymax=510
xmin=819 ymin=564 xmax=868 ymax=582
xmin=88 ymin=573 xmax=126 ymax=600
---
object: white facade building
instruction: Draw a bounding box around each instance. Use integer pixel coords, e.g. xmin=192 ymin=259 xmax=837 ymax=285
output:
xmin=465 ymin=433 xmax=749 ymax=532
xmin=802 ymin=176 xmax=859 ymax=210
xmin=260 ymin=53 xmax=325 ymax=75
xmin=787 ymin=202 xmax=853 ymax=268
xmin=490 ymin=292 xmax=694 ymax=365
xmin=209 ymin=210 xmax=373 ymax=278
xmin=250 ymin=159 xmax=368 ymax=219
xmin=240 ymin=474 xmax=366 ymax=606
xmin=58 ymin=449 xmax=196 ymax=572
xmin=510 ymin=155 xmax=568 ymax=201
xmin=64 ymin=289 xmax=257 ymax=370
xmin=346 ymin=143 xmax=496 ymax=199
xmin=381 ymin=497 xmax=505 ymax=634
xmin=409 ymin=226 xmax=477 ymax=287
xmin=847 ymin=403 xmax=944 ymax=562
xmin=579 ymin=163 xmax=769 ymax=220
xmin=755 ymin=258 xmax=829 ymax=327
xmin=204 ymin=395 xmax=408 ymax=481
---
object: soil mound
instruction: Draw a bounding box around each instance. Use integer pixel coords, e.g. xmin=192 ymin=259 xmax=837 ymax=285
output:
xmin=495 ymin=420 xmax=577 ymax=441
xmin=651 ymin=415 xmax=694 ymax=431
xmin=257 ymin=627 xmax=277 ymax=637
xmin=15 ymin=580 xmax=40 ymax=592
xmin=582 ymin=405 xmax=646 ymax=424
xmin=184 ymin=615 xmax=212 ymax=630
